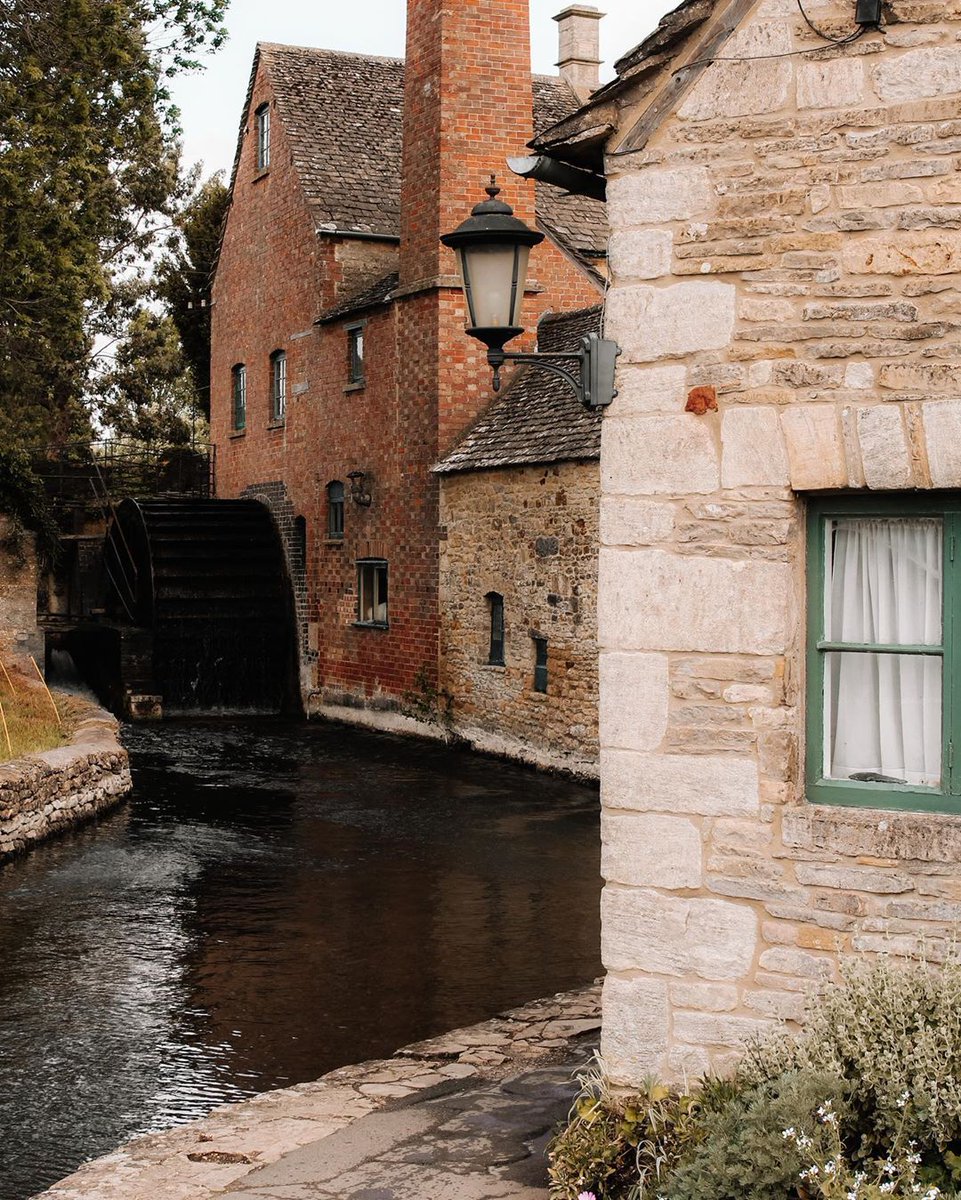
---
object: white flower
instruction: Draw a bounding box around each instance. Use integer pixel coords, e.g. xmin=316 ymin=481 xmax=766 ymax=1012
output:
xmin=897 ymin=1091 xmax=911 ymax=1109
xmin=824 ymin=1161 xmax=837 ymax=1176
xmin=783 ymin=1127 xmax=796 ymax=1140
xmin=880 ymin=1182 xmax=895 ymax=1193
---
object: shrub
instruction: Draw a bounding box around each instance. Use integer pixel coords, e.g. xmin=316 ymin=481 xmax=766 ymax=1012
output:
xmin=549 ymin=957 xmax=961 ymax=1200
xmin=740 ymin=956 xmax=961 ymax=1162
xmin=662 ymin=1070 xmax=850 ymax=1200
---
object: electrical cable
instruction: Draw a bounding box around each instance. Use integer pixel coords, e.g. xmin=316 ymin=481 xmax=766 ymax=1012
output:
xmin=672 ymin=0 xmax=870 ymax=76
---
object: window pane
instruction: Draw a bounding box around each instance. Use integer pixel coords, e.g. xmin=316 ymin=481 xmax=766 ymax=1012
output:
xmin=374 ymin=566 xmax=387 ymax=624
xmin=825 ymin=650 xmax=941 ymax=787
xmin=826 ymin=517 xmax=942 ymax=646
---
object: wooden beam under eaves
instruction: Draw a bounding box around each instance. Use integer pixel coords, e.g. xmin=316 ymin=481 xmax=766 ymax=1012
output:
xmin=611 ymin=0 xmax=758 ymax=158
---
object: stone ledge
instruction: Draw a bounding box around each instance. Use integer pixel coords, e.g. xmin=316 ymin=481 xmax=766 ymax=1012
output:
xmin=0 ymin=696 xmax=131 ymax=860
xmin=36 ymin=983 xmax=602 ymax=1200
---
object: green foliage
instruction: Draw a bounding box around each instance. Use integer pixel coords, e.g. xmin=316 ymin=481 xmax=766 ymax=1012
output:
xmin=155 ymin=174 xmax=229 ymax=420
xmin=548 ymin=1070 xmax=731 ymax=1200
xmin=0 ymin=0 xmax=228 ymax=448
xmin=401 ymin=663 xmax=454 ymax=731
xmin=0 ymin=448 xmax=60 ymax=566
xmin=663 ymin=1071 xmax=850 ymax=1200
xmin=740 ymin=956 xmax=961 ymax=1160
xmin=549 ymin=958 xmax=961 ymax=1200
xmin=97 ymin=309 xmax=204 ymax=445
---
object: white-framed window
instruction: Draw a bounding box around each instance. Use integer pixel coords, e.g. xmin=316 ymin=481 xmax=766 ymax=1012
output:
xmin=357 ymin=559 xmax=388 ymax=627
xmin=270 ymin=350 xmax=286 ymax=421
xmin=255 ymin=103 xmax=270 ymax=170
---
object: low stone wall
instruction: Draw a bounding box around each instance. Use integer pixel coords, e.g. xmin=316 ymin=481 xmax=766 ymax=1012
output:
xmin=0 ymin=701 xmax=131 ymax=859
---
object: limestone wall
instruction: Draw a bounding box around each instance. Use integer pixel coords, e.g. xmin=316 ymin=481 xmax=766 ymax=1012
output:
xmin=439 ymin=462 xmax=599 ymax=777
xmin=599 ymin=0 xmax=961 ymax=1082
xmin=0 ymin=703 xmax=131 ymax=859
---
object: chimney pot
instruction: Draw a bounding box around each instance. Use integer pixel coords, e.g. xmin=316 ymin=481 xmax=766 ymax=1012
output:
xmin=554 ymin=4 xmax=603 ymax=100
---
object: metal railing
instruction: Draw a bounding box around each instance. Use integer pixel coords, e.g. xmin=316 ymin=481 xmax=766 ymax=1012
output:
xmin=31 ymin=438 xmax=215 ymax=505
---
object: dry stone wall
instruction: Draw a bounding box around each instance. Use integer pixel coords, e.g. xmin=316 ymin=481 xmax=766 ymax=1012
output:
xmin=599 ymin=0 xmax=961 ymax=1083
xmin=0 ymin=703 xmax=131 ymax=859
xmin=439 ymin=462 xmax=599 ymax=777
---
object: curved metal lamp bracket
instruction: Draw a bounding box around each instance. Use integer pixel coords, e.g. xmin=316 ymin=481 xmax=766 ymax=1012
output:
xmin=486 ymin=333 xmax=620 ymax=411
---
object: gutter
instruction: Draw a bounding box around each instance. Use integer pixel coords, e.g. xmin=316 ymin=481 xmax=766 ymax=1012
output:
xmin=506 ymin=155 xmax=606 ymax=201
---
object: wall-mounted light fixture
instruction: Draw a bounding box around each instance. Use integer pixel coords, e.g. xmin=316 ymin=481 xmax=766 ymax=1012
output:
xmin=441 ymin=179 xmax=620 ymax=409
xmin=347 ymin=470 xmax=372 ymax=506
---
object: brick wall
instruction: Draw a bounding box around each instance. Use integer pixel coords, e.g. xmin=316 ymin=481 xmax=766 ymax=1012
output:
xmin=439 ymin=461 xmax=599 ymax=776
xmin=598 ymin=0 xmax=961 ymax=1084
xmin=212 ymin=5 xmax=601 ymax=727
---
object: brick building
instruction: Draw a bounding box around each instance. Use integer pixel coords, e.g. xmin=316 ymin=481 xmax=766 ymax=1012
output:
xmin=529 ymin=0 xmax=961 ymax=1081
xmin=210 ymin=1 xmax=607 ymax=753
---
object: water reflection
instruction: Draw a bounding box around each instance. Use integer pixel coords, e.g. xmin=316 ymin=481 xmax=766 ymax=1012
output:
xmin=0 ymin=719 xmax=600 ymax=1199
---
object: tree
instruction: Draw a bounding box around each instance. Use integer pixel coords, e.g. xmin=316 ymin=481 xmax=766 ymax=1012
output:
xmin=156 ymin=174 xmax=229 ymax=420
xmin=0 ymin=0 xmax=228 ymax=450
xmin=97 ymin=309 xmax=201 ymax=445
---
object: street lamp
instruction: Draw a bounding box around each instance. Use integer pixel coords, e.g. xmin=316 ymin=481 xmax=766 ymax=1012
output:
xmin=441 ymin=178 xmax=619 ymax=410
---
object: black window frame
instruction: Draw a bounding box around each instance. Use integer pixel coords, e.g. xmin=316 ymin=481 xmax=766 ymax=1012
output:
xmin=486 ymin=592 xmax=505 ymax=666
xmin=532 ymin=634 xmax=548 ymax=694
xmin=327 ymin=481 xmax=345 ymax=541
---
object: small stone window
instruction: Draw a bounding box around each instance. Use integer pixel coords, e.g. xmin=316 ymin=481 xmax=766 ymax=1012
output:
xmin=346 ymin=323 xmax=365 ymax=388
xmin=532 ymin=634 xmax=548 ymax=694
xmin=231 ymin=363 xmax=246 ymax=431
xmin=255 ymin=103 xmax=270 ymax=170
xmin=327 ymin=481 xmax=345 ymax=540
xmin=357 ymin=559 xmax=388 ymax=627
xmin=486 ymin=592 xmax=505 ymax=666
xmin=270 ymin=350 xmax=286 ymax=422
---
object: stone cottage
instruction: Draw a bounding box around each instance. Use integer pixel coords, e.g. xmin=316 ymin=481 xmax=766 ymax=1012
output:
xmin=436 ymin=306 xmax=603 ymax=778
xmin=528 ymin=0 xmax=961 ymax=1080
xmin=209 ymin=1 xmax=607 ymax=767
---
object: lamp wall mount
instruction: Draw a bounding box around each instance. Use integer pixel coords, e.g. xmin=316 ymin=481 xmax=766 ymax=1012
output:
xmin=486 ymin=332 xmax=620 ymax=410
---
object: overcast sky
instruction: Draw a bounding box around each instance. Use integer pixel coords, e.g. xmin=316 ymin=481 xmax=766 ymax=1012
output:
xmin=168 ymin=0 xmax=666 ymax=177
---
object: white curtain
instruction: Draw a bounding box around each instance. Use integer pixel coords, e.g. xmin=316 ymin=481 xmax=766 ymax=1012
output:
xmin=826 ymin=518 xmax=942 ymax=787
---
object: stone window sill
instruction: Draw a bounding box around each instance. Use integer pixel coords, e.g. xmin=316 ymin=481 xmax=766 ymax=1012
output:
xmin=344 ymin=381 xmax=366 ymax=393
xmin=324 ymin=538 xmax=344 ymax=547
xmin=267 ymin=419 xmax=285 ymax=431
xmin=253 ymin=168 xmax=270 ymax=183
xmin=352 ymin=621 xmax=389 ymax=631
xmin=229 ymin=429 xmax=246 ymax=439
xmin=480 ymin=663 xmax=506 ymax=672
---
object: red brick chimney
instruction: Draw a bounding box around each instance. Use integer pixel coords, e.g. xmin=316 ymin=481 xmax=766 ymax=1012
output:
xmin=399 ymin=0 xmax=536 ymax=292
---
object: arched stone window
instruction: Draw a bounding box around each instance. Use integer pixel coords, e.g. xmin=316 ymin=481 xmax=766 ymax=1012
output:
xmin=486 ymin=592 xmax=505 ymax=666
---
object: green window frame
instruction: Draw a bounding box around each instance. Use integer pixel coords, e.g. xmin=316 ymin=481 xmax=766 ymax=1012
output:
xmin=806 ymin=493 xmax=961 ymax=814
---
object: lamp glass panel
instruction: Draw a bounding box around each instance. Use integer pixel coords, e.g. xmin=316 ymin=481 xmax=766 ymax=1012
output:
xmin=459 ymin=244 xmax=530 ymax=330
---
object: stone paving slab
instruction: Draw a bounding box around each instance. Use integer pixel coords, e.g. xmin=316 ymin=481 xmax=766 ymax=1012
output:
xmin=36 ymin=984 xmax=600 ymax=1200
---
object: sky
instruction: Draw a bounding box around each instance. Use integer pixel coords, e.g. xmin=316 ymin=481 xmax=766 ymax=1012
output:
xmin=168 ymin=0 xmax=667 ymax=177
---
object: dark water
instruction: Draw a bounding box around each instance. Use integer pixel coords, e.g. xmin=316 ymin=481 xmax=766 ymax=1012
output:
xmin=0 ymin=719 xmax=600 ymax=1200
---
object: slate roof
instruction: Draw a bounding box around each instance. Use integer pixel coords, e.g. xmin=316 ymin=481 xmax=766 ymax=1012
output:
xmin=319 ymin=271 xmax=399 ymax=324
xmin=434 ymin=306 xmax=603 ymax=475
xmin=237 ymin=44 xmax=607 ymax=253
xmin=259 ymin=44 xmax=406 ymax=237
